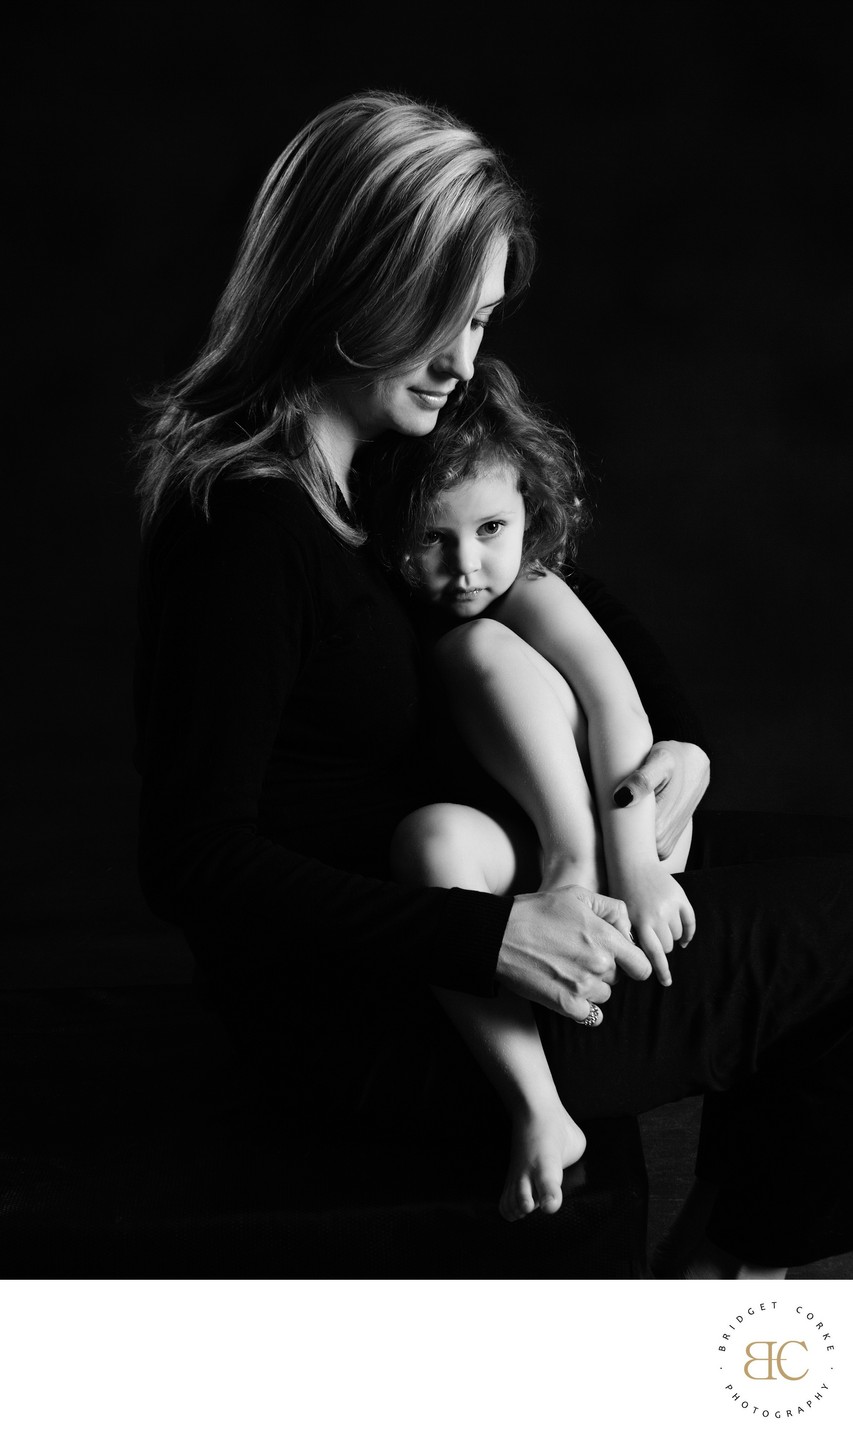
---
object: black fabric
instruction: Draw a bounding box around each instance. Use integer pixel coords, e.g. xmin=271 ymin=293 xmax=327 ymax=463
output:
xmin=568 ymin=568 xmax=708 ymax=751
xmin=536 ymin=814 xmax=853 ymax=1267
xmin=135 ymin=477 xmax=511 ymax=1000
xmin=0 ymin=986 xmax=647 ymax=1278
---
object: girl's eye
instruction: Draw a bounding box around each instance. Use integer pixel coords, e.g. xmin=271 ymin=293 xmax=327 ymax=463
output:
xmin=479 ymin=521 xmax=504 ymax=537
xmin=419 ymin=531 xmax=442 ymax=547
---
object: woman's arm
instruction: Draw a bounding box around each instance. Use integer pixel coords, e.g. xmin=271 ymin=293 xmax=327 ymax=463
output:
xmin=135 ymin=486 xmax=510 ymax=999
xmin=494 ymin=571 xmax=695 ymax=975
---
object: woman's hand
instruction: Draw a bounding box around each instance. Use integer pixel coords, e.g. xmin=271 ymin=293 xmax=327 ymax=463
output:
xmin=614 ymin=739 xmax=710 ymax=860
xmin=617 ymin=866 xmax=696 ymax=987
xmin=497 ymin=886 xmax=652 ymax=1022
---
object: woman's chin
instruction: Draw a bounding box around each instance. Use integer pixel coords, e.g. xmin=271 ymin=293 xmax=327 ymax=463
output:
xmin=393 ymin=408 xmax=441 ymax=437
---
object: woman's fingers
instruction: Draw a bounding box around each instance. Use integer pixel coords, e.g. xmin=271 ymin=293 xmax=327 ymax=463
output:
xmin=590 ymin=890 xmax=634 ymax=942
xmin=615 ymin=741 xmax=710 ymax=859
xmin=580 ymin=890 xmax=651 ymax=980
xmin=573 ymin=997 xmax=605 ymax=1027
xmin=497 ymin=888 xmax=651 ymax=1018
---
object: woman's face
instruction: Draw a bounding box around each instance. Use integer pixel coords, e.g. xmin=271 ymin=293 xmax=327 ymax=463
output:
xmin=330 ymin=237 xmax=508 ymax=442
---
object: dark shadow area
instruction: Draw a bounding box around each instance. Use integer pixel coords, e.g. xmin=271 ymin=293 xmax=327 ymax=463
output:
xmin=1 ymin=981 xmax=848 ymax=1278
xmin=640 ymin=1102 xmax=853 ymax=1280
xmin=0 ymin=984 xmax=649 ymax=1279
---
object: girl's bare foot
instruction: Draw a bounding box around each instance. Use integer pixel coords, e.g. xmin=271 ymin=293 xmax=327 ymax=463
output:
xmin=499 ymin=1102 xmax=586 ymax=1222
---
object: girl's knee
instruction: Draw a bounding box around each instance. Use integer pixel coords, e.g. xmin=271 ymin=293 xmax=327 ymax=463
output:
xmin=391 ymin=803 xmax=517 ymax=892
xmin=437 ymin=616 xmax=583 ymax=731
xmin=391 ymin=804 xmax=471 ymax=881
xmin=435 ymin=616 xmax=520 ymax=678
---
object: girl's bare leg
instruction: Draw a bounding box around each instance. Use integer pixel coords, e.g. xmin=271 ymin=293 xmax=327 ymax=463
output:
xmin=419 ymin=622 xmax=774 ymax=1271
xmin=434 ymin=619 xmax=603 ymax=892
xmin=395 ymin=624 xmax=620 ymax=1218
xmin=393 ymin=802 xmax=586 ymax=1220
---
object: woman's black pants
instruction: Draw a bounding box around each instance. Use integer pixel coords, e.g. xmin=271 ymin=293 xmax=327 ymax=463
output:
xmin=534 ymin=812 xmax=853 ymax=1266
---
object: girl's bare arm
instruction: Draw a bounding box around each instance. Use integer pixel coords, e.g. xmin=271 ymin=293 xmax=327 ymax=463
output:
xmin=491 ymin=571 xmax=695 ymax=976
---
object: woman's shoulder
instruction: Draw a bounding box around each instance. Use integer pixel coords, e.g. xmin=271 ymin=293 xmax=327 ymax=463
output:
xmin=148 ymin=474 xmax=332 ymax=562
xmin=208 ymin=472 xmax=326 ymax=533
xmin=139 ymin=477 xmax=347 ymax=621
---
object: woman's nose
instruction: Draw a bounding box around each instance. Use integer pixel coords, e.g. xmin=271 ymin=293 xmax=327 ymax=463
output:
xmin=433 ymin=324 xmax=477 ymax=382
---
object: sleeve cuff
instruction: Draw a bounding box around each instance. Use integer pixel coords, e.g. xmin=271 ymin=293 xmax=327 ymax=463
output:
xmin=424 ymin=887 xmax=513 ymax=996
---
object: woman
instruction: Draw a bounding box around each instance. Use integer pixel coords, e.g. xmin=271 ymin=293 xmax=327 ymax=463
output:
xmin=134 ymin=91 xmax=853 ymax=1278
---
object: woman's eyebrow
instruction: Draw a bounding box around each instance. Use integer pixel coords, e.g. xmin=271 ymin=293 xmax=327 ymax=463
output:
xmin=477 ymin=294 xmax=504 ymax=313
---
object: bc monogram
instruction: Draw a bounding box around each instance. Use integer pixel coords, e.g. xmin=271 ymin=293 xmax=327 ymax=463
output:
xmin=718 ymin=1306 xmax=836 ymax=1420
xmin=743 ymin=1341 xmax=809 ymax=1382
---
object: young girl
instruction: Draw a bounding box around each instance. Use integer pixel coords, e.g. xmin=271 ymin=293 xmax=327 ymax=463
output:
xmin=369 ymin=355 xmax=696 ymax=1223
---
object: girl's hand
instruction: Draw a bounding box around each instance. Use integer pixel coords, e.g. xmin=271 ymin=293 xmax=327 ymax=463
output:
xmin=618 ymin=866 xmax=696 ymax=987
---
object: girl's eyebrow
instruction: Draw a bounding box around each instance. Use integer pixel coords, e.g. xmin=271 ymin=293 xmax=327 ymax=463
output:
xmin=427 ymin=508 xmax=516 ymax=530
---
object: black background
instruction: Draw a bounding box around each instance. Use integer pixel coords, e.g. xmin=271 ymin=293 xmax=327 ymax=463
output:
xmin=6 ymin=2 xmax=852 ymax=966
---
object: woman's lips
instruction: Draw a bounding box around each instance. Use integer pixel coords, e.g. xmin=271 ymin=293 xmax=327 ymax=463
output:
xmin=409 ymin=389 xmax=451 ymax=410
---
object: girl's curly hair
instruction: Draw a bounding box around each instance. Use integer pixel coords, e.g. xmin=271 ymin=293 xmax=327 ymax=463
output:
xmin=366 ymin=354 xmax=589 ymax=587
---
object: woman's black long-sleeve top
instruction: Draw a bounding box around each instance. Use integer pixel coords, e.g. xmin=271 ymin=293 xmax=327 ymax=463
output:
xmin=134 ymin=475 xmax=704 ymax=999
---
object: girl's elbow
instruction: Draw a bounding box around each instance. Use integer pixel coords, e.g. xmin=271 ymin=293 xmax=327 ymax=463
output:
xmin=633 ymin=701 xmax=653 ymax=734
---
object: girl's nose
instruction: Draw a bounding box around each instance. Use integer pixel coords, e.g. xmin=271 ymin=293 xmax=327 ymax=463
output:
xmin=450 ymin=539 xmax=481 ymax=576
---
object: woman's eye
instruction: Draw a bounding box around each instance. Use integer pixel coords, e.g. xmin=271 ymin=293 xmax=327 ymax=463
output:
xmin=471 ymin=316 xmax=490 ymax=332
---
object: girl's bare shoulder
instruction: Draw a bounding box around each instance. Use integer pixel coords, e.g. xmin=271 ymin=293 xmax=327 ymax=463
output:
xmin=494 ymin=568 xmax=583 ymax=624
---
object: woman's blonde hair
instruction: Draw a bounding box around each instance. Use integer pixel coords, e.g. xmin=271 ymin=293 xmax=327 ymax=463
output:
xmin=135 ymin=91 xmax=535 ymax=539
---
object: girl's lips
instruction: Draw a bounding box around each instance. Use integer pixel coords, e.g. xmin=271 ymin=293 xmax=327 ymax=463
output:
xmin=444 ymin=588 xmax=485 ymax=603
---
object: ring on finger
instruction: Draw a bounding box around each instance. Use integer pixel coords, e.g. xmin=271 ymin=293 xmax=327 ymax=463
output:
xmin=577 ymin=1001 xmax=601 ymax=1028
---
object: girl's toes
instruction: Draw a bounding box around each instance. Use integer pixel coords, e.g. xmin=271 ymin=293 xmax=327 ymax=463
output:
xmin=534 ymin=1169 xmax=564 ymax=1216
xmin=500 ymin=1173 xmax=537 ymax=1222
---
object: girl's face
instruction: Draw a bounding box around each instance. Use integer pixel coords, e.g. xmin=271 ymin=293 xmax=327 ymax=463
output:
xmin=413 ymin=459 xmax=527 ymax=619
xmin=325 ymin=238 xmax=508 ymax=442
